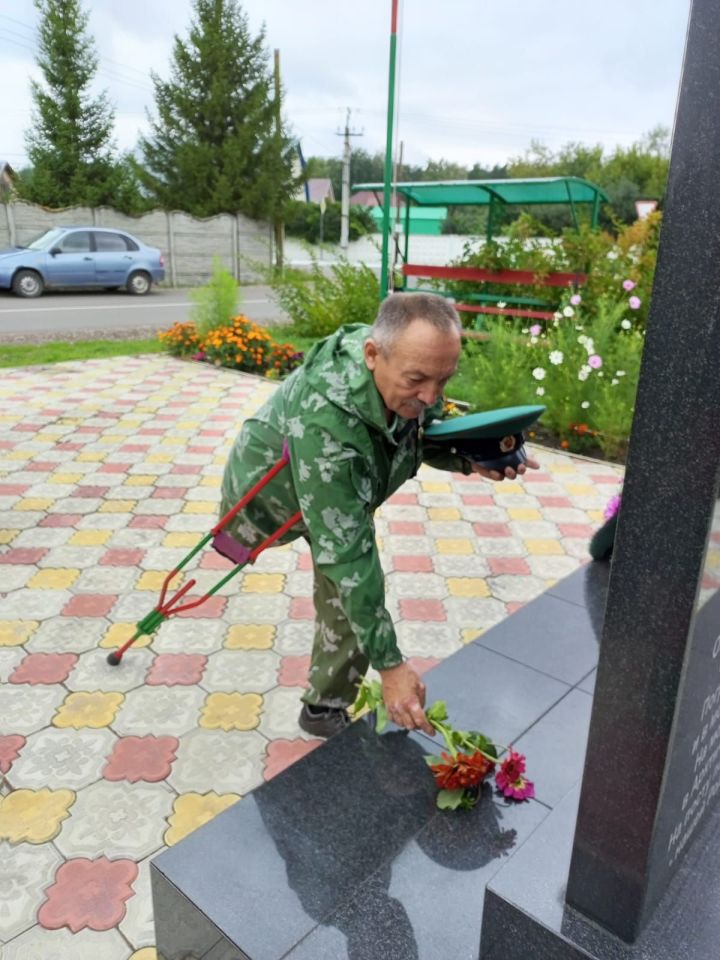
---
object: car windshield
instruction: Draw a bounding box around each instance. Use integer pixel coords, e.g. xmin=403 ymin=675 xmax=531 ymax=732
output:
xmin=24 ymin=228 xmax=67 ymax=251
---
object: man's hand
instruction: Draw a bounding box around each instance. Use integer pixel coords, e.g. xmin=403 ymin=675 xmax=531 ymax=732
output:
xmin=470 ymin=454 xmax=540 ymax=483
xmin=378 ymin=662 xmax=434 ymax=735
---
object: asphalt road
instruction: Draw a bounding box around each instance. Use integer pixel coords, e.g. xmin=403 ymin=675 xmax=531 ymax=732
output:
xmin=0 ymin=285 xmax=289 ymax=342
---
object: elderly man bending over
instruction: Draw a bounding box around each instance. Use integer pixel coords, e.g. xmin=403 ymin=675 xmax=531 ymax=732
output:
xmin=218 ymin=292 xmax=538 ymax=738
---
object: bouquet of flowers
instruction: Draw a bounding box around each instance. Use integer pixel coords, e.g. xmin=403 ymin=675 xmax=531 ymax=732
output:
xmin=354 ymin=680 xmax=534 ymax=811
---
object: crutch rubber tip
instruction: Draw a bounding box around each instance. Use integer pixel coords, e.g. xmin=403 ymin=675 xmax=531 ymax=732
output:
xmin=107 ymin=652 xmax=122 ymax=666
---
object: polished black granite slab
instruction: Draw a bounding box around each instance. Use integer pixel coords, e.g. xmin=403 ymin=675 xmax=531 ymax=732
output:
xmin=152 ymin=722 xmax=550 ymax=960
xmin=482 ymin=782 xmax=720 ymax=960
xmin=152 ymin=561 xmax=611 ymax=960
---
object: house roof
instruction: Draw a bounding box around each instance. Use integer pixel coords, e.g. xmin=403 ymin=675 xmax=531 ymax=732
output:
xmin=351 ymin=176 xmax=608 ymax=208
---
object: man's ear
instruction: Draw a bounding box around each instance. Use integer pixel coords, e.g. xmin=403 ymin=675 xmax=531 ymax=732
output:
xmin=364 ymin=338 xmax=379 ymax=371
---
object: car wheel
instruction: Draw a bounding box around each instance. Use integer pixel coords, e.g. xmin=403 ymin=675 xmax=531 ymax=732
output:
xmin=126 ymin=271 xmax=151 ymax=295
xmin=12 ymin=269 xmax=44 ymax=298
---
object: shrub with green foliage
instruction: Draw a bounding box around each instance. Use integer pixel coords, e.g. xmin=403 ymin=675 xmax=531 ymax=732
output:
xmin=452 ymin=282 xmax=645 ymax=461
xmin=189 ymin=260 xmax=240 ymax=338
xmin=268 ymin=256 xmax=380 ymax=338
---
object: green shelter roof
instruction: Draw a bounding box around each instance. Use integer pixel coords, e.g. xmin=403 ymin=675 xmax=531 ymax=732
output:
xmin=351 ymin=176 xmax=608 ymax=208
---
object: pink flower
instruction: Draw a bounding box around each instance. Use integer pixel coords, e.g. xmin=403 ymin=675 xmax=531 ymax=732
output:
xmin=570 ymin=294 xmax=582 ymax=306
xmin=629 ymin=296 xmax=641 ymax=310
xmin=529 ymin=324 xmax=541 ymax=336
xmin=495 ymin=750 xmax=535 ymax=801
xmin=604 ymin=493 xmax=622 ymax=521
xmin=622 ymin=279 xmax=636 ymax=291
xmin=588 ymin=354 xmax=603 ymax=369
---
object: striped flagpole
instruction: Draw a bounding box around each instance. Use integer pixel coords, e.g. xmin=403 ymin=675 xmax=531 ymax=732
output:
xmin=380 ymin=0 xmax=400 ymax=300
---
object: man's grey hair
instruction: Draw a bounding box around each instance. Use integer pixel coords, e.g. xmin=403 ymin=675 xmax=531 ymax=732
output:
xmin=367 ymin=292 xmax=462 ymax=354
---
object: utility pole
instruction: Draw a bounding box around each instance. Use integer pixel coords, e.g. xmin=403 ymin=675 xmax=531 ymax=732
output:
xmin=336 ymin=108 xmax=363 ymax=253
xmin=273 ymin=48 xmax=284 ymax=271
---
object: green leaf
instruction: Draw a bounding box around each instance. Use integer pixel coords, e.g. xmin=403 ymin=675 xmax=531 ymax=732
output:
xmin=424 ymin=754 xmax=445 ymax=767
xmin=465 ymin=731 xmax=498 ymax=759
xmin=375 ymin=702 xmax=389 ymax=733
xmin=425 ymin=700 xmax=448 ymax=723
xmin=352 ymin=685 xmax=368 ymax=715
xmin=436 ymin=789 xmax=465 ymax=810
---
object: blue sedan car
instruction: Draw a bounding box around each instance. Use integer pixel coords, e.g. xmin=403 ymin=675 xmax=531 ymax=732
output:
xmin=0 ymin=226 xmax=165 ymax=297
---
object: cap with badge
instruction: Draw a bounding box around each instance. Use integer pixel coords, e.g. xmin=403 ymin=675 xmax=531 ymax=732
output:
xmin=424 ymin=405 xmax=545 ymax=472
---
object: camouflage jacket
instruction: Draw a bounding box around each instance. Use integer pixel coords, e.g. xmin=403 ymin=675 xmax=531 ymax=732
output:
xmin=219 ymin=323 xmax=468 ymax=670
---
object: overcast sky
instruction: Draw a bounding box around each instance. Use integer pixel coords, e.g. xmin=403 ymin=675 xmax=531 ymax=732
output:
xmin=1 ymin=0 xmax=690 ymax=174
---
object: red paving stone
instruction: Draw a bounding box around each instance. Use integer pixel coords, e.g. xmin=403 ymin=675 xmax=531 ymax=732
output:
xmin=389 ymin=521 xmax=426 ymax=536
xmin=558 ymin=524 xmax=595 ymax=539
xmin=39 ymin=514 xmax=83 ymax=527
xmin=0 ymin=734 xmax=26 ymax=774
xmin=289 ymin=597 xmax=315 ymax=619
xmin=146 ymin=654 xmax=208 ymax=686
xmin=489 ymin=557 xmax=532 ymax=576
xmin=0 ymin=547 xmax=48 ymax=564
xmin=10 ymin=653 xmax=78 ymax=685
xmin=38 ymin=857 xmax=138 ymax=933
xmin=473 ymin=522 xmax=512 ymax=537
xmin=62 ymin=594 xmax=118 ymax=617
xmin=393 ymin=555 xmax=433 ymax=573
xmin=386 ymin=493 xmax=418 ymax=505
xmin=461 ymin=494 xmax=495 ymax=506
xmin=102 ymin=735 xmax=179 ymax=782
xmin=100 ymin=549 xmax=146 ymax=566
xmin=264 ymin=738 xmax=322 ymax=780
xmin=129 ymin=516 xmax=167 ymax=529
xmin=175 ymin=596 xmax=227 ymax=619
xmin=278 ymin=655 xmax=311 ymax=687
xmin=399 ymin=598 xmax=446 ymax=621
xmin=538 ymin=496 xmax=574 ymax=508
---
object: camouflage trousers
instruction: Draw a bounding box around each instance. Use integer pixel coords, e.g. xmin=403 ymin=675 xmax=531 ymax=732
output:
xmin=301 ymin=552 xmax=371 ymax=710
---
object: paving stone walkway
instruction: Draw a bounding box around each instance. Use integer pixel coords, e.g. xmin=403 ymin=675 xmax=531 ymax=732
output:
xmin=0 ymin=355 xmax=624 ymax=959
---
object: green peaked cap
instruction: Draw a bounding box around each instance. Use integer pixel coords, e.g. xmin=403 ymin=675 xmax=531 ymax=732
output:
xmin=424 ymin=405 xmax=545 ymax=471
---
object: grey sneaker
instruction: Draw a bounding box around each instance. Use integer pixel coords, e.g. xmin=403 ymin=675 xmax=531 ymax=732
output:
xmin=298 ymin=703 xmax=351 ymax=738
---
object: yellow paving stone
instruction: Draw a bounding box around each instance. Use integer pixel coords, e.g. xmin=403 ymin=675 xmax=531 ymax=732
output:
xmin=548 ymin=464 xmax=576 ymax=473
xmin=566 ymin=484 xmax=596 ymax=497
xmin=492 ymin=482 xmax=523 ymax=495
xmin=28 ymin=569 xmax=79 ymax=590
xmin=0 ymin=788 xmax=75 ymax=844
xmin=164 ymin=791 xmax=242 ymax=845
xmin=100 ymin=622 xmax=152 ymax=649
xmin=200 ymin=475 xmax=222 ymax=487
xmin=49 ymin=473 xmax=83 ymax=484
xmin=428 ymin=507 xmax=461 ymax=521
xmin=436 ymin=539 xmax=473 ymax=555
xmin=70 ymin=529 xmax=112 ymax=546
xmin=421 ymin=482 xmax=452 ymax=494
xmin=525 ymin=539 xmax=565 ymax=555
xmin=159 ymin=437 xmax=185 ymax=446
xmin=99 ymin=500 xmax=137 ymax=513
xmin=462 ymin=629 xmax=483 ymax=644
xmin=707 ymin=549 xmax=720 ymax=570
xmin=53 ymin=691 xmax=124 ymax=728
xmin=200 ymin=692 xmax=263 ymax=731
xmin=508 ymin=508 xmax=542 ymax=521
xmin=163 ymin=533 xmax=200 ymax=548
xmin=376 ymin=536 xmax=384 ymax=551
xmin=34 ymin=433 xmax=63 ymax=442
xmin=146 ymin=453 xmax=174 ymax=463
xmin=136 ymin=571 xmax=184 ymax=592
xmin=213 ymin=455 xmax=228 ymax=465
xmin=183 ymin=502 xmax=217 ymax=514
xmin=76 ymin=452 xmax=105 ymax=462
xmin=125 ymin=475 xmax=159 ymax=485
xmin=587 ymin=510 xmax=604 ymax=523
xmin=0 ymin=530 xmax=18 ymax=544
xmin=177 ymin=421 xmax=202 ymax=429
xmin=0 ymin=620 xmax=38 ymax=646
xmin=447 ymin=578 xmax=491 ymax=597
xmin=225 ymin=624 xmax=275 ymax=649
xmin=242 ymin=573 xmax=284 ymax=594
xmin=6 ymin=451 xmax=33 ymax=460
xmin=129 ymin=949 xmax=158 ymax=960
xmin=16 ymin=498 xmax=54 ymax=511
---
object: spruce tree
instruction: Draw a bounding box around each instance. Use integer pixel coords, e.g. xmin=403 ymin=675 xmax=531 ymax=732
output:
xmin=20 ymin=0 xmax=135 ymax=209
xmin=138 ymin=0 xmax=296 ymax=220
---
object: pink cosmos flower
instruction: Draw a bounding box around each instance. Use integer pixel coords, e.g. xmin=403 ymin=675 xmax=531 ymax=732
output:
xmin=604 ymin=493 xmax=622 ymax=521
xmin=529 ymin=324 xmax=542 ymax=336
xmin=495 ymin=750 xmax=535 ymax=801
xmin=570 ymin=294 xmax=582 ymax=306
xmin=629 ymin=296 xmax=642 ymax=310
xmin=588 ymin=354 xmax=603 ymax=369
xmin=622 ymin=279 xmax=636 ymax=291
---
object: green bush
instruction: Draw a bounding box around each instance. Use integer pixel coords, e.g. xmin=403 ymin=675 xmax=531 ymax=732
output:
xmin=190 ymin=260 xmax=241 ymax=338
xmin=451 ymin=283 xmax=645 ymax=461
xmin=268 ymin=256 xmax=380 ymax=338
